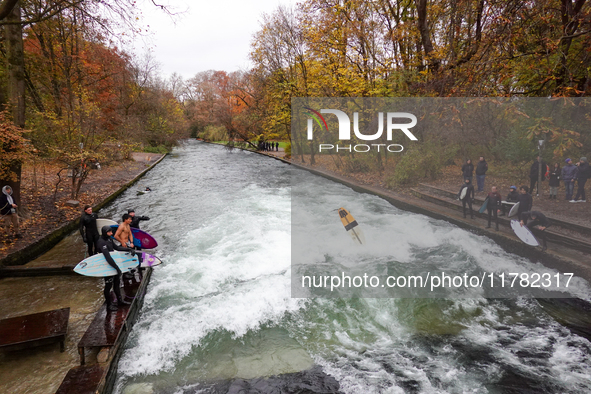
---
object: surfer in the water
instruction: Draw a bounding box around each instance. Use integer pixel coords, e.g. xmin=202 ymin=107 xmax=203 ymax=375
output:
xmin=79 ymin=205 xmax=99 ymax=255
xmin=458 ymin=178 xmax=475 ymax=218
xmin=97 ymin=226 xmax=135 ymax=311
xmin=520 ymin=211 xmax=551 ymax=251
xmin=115 ymin=214 xmax=134 ymax=248
xmin=128 ymin=209 xmax=150 ymax=230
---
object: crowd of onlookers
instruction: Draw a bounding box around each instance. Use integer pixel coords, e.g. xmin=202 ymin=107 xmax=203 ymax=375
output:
xmin=460 ymin=156 xmax=590 ymax=202
xmin=457 ymin=155 xmax=590 ymax=251
xmin=258 ymin=141 xmax=280 ymax=152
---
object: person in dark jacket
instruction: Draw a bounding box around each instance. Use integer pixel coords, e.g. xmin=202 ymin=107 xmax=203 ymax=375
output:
xmin=529 ymin=156 xmax=547 ymax=196
xmin=500 ymin=186 xmax=519 ymax=216
xmin=461 ymin=159 xmax=474 ymax=183
xmin=548 ymin=163 xmax=561 ymax=200
xmin=486 ymin=186 xmax=502 ymax=230
xmin=516 ymin=185 xmax=533 ymax=222
xmin=97 ymin=226 xmax=135 ymax=311
xmin=128 ymin=209 xmax=150 ymax=229
xmin=561 ymin=158 xmax=577 ymax=200
xmin=475 ymin=156 xmax=488 ymax=192
xmin=572 ymin=157 xmax=590 ymax=202
xmin=79 ymin=205 xmax=100 ymax=256
xmin=520 ymin=211 xmax=551 ymax=251
xmin=458 ymin=178 xmax=475 ymax=219
xmin=1 ymin=185 xmax=20 ymax=237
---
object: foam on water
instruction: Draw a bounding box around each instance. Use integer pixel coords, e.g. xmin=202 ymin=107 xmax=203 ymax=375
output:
xmin=112 ymin=142 xmax=591 ymax=393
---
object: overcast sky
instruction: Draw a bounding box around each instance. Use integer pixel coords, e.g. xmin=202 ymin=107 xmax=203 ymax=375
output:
xmin=133 ymin=0 xmax=289 ymax=80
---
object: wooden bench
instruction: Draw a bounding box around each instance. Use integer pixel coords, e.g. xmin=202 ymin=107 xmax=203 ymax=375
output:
xmin=0 ymin=307 xmax=70 ymax=353
xmin=77 ymin=303 xmax=131 ymax=365
xmin=55 ymin=364 xmax=106 ymax=394
xmin=77 ymin=270 xmax=145 ymax=365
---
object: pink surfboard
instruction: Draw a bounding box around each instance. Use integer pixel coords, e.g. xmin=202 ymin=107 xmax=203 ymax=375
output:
xmin=111 ymin=225 xmax=158 ymax=249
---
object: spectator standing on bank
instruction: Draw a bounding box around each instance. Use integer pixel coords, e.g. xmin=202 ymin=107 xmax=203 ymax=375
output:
xmin=461 ymin=159 xmax=474 ymax=183
xmin=561 ymin=158 xmax=577 ymax=201
xmin=475 ymin=156 xmax=488 ymax=192
xmin=0 ymin=185 xmax=20 ymax=238
xmin=548 ymin=163 xmax=561 ymax=200
xmin=529 ymin=156 xmax=547 ymax=197
xmin=572 ymin=157 xmax=590 ymax=202
xmin=486 ymin=186 xmax=502 ymax=230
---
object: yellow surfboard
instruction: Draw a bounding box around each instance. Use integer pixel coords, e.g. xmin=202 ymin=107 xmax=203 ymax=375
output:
xmin=338 ymin=207 xmax=366 ymax=245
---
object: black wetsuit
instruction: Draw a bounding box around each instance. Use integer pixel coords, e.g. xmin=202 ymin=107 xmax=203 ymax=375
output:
xmin=501 ymin=190 xmax=519 ymax=215
xmin=486 ymin=191 xmax=502 ymax=230
xmin=521 ymin=211 xmax=551 ymax=249
xmin=516 ymin=192 xmax=533 ymax=221
xmin=529 ymin=160 xmax=547 ymax=195
xmin=80 ymin=212 xmax=100 ymax=255
xmin=458 ymin=183 xmax=475 ymax=218
xmin=130 ymin=215 xmax=150 ymax=230
xmin=97 ymin=230 xmax=135 ymax=309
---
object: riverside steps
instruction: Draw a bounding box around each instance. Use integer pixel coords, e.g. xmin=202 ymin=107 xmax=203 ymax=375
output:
xmin=56 ymin=267 xmax=152 ymax=394
xmin=410 ymin=183 xmax=591 ymax=254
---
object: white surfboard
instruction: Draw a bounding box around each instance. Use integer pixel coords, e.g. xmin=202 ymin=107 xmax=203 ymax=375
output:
xmin=96 ymin=218 xmax=118 ymax=233
xmin=139 ymin=252 xmax=163 ymax=268
xmin=459 ymin=186 xmax=468 ymax=200
xmin=508 ymin=202 xmax=520 ymax=218
xmin=74 ymin=251 xmax=139 ymax=277
xmin=510 ymin=220 xmax=539 ymax=246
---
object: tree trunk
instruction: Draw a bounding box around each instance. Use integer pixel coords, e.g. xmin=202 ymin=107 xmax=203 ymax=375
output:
xmin=2 ymin=1 xmax=25 ymax=207
xmin=415 ymin=0 xmax=439 ymax=72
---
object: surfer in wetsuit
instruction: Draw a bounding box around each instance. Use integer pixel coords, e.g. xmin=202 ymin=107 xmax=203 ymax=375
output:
xmin=128 ymin=209 xmax=150 ymax=230
xmin=79 ymin=205 xmax=99 ymax=256
xmin=486 ymin=186 xmax=502 ymax=230
xmin=458 ymin=178 xmax=475 ymax=219
xmin=516 ymin=185 xmax=533 ymax=221
xmin=520 ymin=211 xmax=551 ymax=252
xmin=500 ymin=186 xmax=519 ymax=216
xmin=97 ymin=226 xmax=135 ymax=311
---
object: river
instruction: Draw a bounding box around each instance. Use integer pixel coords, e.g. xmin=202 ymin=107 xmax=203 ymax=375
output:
xmin=104 ymin=141 xmax=591 ymax=393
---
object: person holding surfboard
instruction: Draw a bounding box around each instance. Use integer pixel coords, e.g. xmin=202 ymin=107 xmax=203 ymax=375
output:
xmin=115 ymin=214 xmax=134 ymax=248
xmin=97 ymin=226 xmax=135 ymax=311
xmin=458 ymin=179 xmax=475 ymax=218
xmin=486 ymin=186 xmax=502 ymax=230
xmin=128 ymin=209 xmax=150 ymax=230
xmin=520 ymin=211 xmax=551 ymax=252
xmin=79 ymin=205 xmax=100 ymax=256
xmin=500 ymin=186 xmax=519 ymax=216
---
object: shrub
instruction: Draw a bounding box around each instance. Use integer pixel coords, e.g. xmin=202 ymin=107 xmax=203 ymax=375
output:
xmin=144 ymin=145 xmax=169 ymax=154
xmin=386 ymin=144 xmax=458 ymax=187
